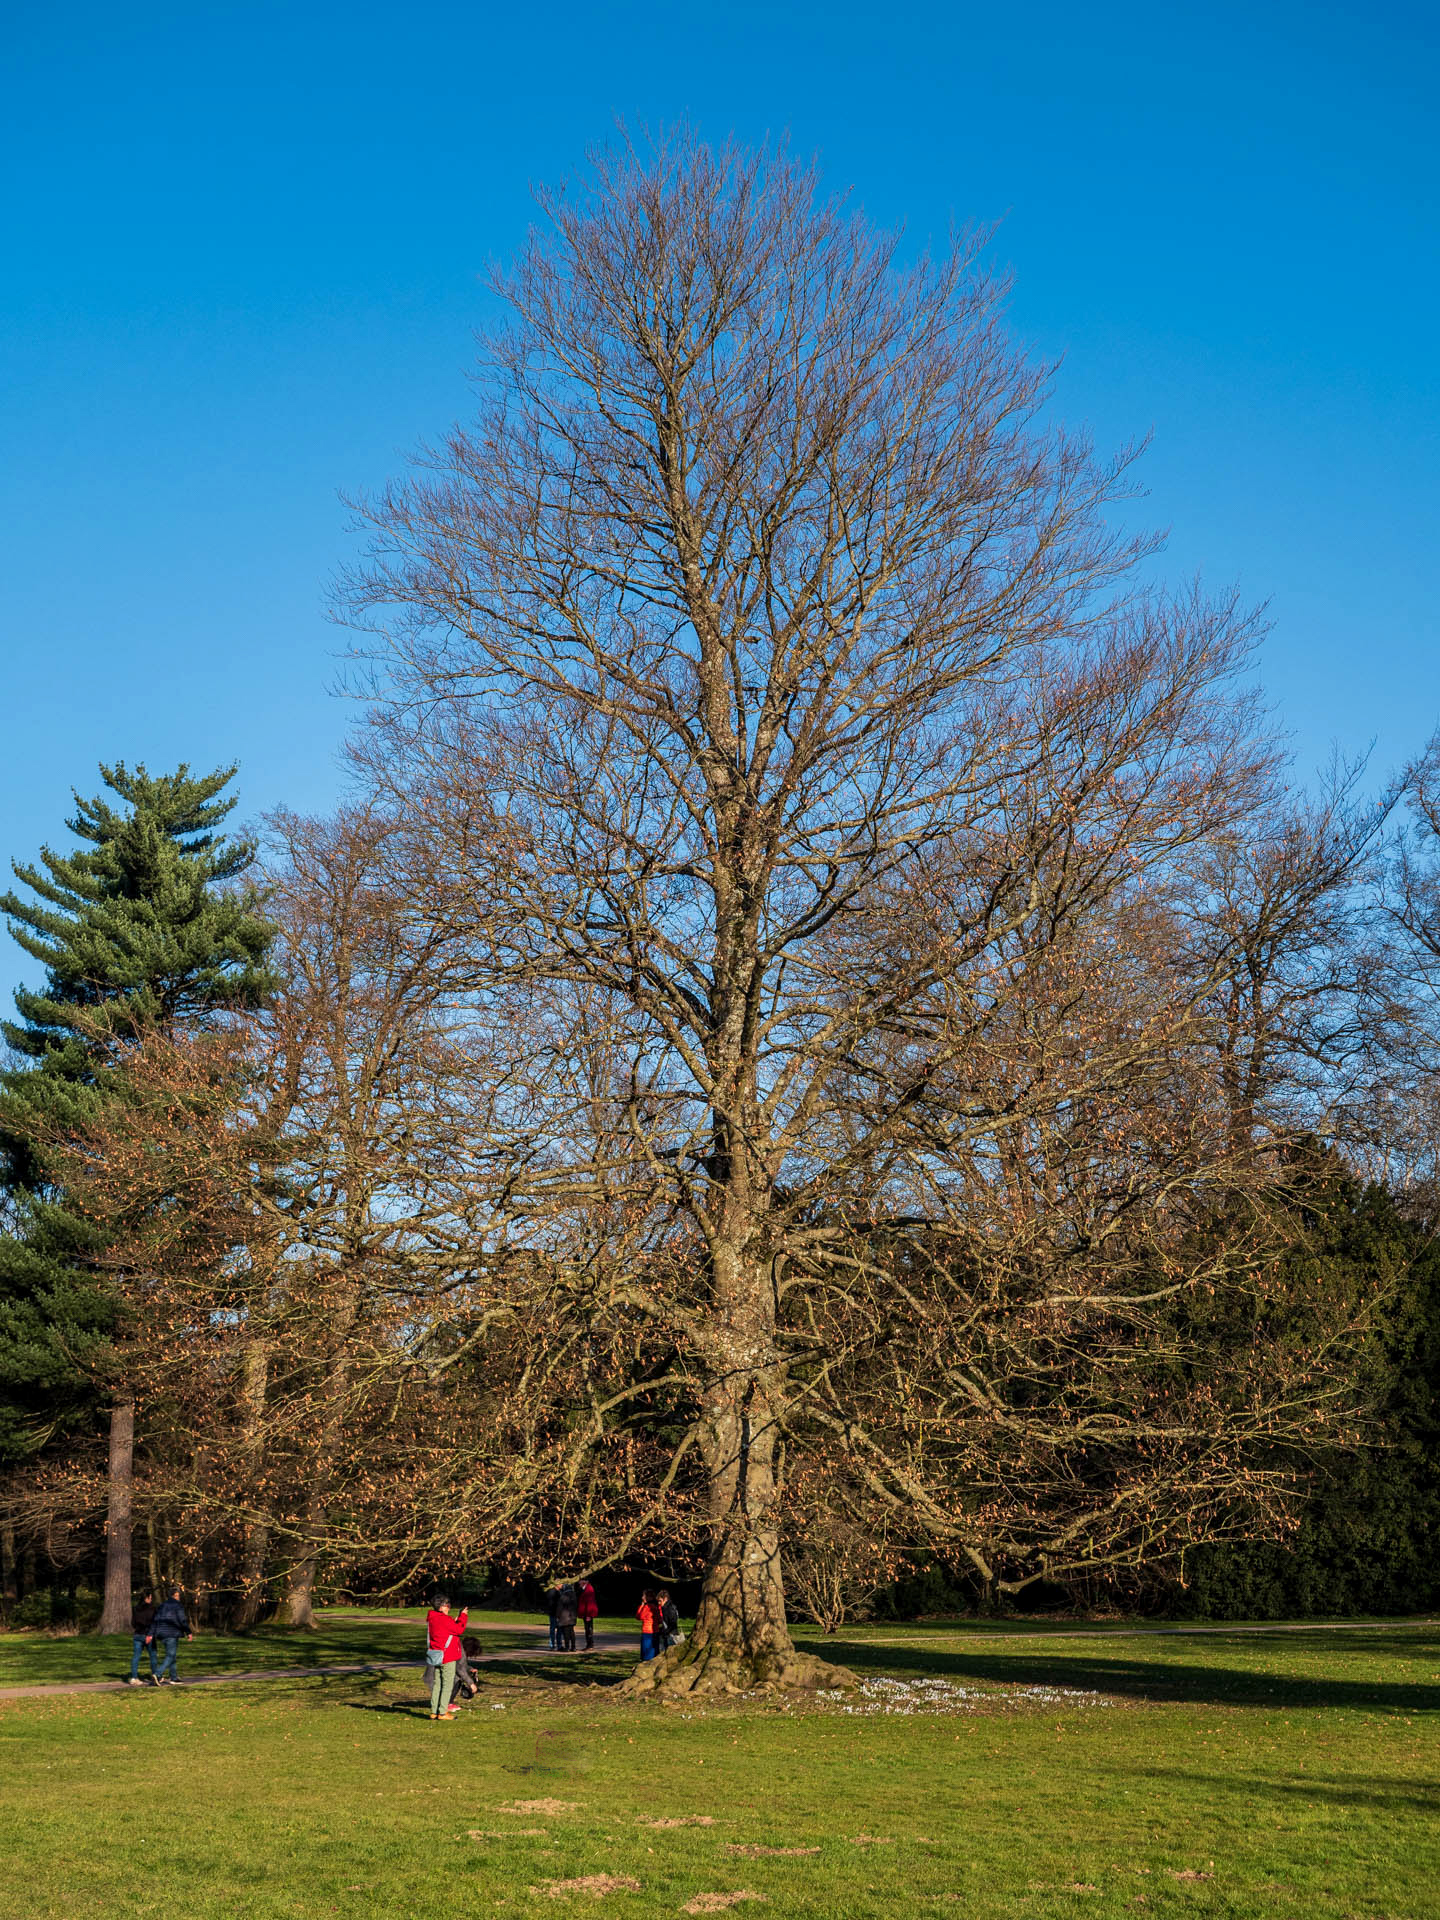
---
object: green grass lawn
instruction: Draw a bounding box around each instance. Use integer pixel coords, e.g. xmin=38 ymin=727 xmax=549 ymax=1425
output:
xmin=0 ymin=1612 xmax=547 ymax=1688
xmin=1 ymin=1618 xmax=1435 ymax=1919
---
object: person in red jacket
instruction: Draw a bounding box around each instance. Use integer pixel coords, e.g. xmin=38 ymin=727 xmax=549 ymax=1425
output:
xmin=577 ymin=1578 xmax=599 ymax=1650
xmin=425 ymin=1594 xmax=468 ymax=1720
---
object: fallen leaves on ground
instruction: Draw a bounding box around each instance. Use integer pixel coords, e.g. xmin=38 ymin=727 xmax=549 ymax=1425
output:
xmin=499 ymin=1798 xmax=578 ymax=1816
xmin=531 ymin=1875 xmax=642 ymax=1899
xmin=723 ymin=1844 xmax=819 ymax=1858
xmin=680 ymin=1895 xmax=767 ymax=1915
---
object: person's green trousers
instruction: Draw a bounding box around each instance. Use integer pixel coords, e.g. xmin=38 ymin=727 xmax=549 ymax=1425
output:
xmin=429 ymin=1658 xmax=457 ymax=1716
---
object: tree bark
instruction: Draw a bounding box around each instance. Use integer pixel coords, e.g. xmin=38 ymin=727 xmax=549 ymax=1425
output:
xmin=96 ymin=1393 xmax=135 ymax=1633
xmin=1 ymin=1520 xmax=16 ymax=1604
xmin=233 ymin=1338 xmax=271 ymax=1628
xmin=274 ymin=1304 xmax=356 ymax=1630
xmin=234 ymin=1524 xmax=272 ymax=1628
xmin=276 ymin=1556 xmax=316 ymax=1629
xmin=625 ymin=1250 xmax=855 ymax=1696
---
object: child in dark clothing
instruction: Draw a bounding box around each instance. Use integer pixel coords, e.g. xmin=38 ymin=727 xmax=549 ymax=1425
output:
xmin=453 ymin=1631 xmax=482 ymax=1702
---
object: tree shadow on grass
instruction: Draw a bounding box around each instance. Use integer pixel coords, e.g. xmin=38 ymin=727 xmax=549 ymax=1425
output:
xmin=821 ymin=1635 xmax=1440 ymax=1714
xmin=1129 ymin=1769 xmax=1440 ymax=1815
xmin=480 ymin=1653 xmax=633 ymax=1688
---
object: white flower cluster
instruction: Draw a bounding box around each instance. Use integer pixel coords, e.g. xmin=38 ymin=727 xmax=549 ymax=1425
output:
xmin=824 ymin=1675 xmax=1113 ymax=1716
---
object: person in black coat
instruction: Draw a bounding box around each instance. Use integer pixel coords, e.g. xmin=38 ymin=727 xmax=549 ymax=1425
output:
xmin=656 ymin=1588 xmax=680 ymax=1652
xmin=554 ymin=1582 xmax=578 ymax=1652
xmin=128 ymin=1591 xmax=159 ymax=1686
xmin=150 ymin=1588 xmax=192 ymax=1684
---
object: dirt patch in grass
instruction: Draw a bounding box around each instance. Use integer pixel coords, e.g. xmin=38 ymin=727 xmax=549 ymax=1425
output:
xmin=722 ymin=1843 xmax=819 ymax=1858
xmin=681 ymin=1896 xmax=767 ymax=1915
xmin=469 ymin=1826 xmax=547 ymax=1837
xmin=848 ymin=1834 xmax=895 ymax=1846
xmin=641 ymin=1815 xmax=716 ymax=1829
xmin=532 ymin=1874 xmax=642 ymax=1898
xmin=499 ymin=1798 xmax=578 ymax=1816
xmin=1169 ymin=1869 xmax=1214 ymax=1882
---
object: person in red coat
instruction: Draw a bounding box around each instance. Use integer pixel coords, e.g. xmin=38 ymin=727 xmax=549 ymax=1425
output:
xmin=577 ymin=1578 xmax=599 ymax=1649
xmin=425 ymin=1594 xmax=468 ymax=1720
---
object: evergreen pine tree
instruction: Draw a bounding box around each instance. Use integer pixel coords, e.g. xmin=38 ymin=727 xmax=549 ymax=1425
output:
xmin=1170 ymin=1172 xmax=1440 ymax=1618
xmin=0 ymin=762 xmax=276 ymax=1629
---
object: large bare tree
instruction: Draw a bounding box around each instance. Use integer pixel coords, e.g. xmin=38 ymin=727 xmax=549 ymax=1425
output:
xmin=342 ymin=136 xmax=1341 ymax=1690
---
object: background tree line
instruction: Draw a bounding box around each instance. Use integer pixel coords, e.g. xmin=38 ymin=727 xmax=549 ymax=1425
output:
xmin=2 ymin=138 xmax=1438 ymax=1683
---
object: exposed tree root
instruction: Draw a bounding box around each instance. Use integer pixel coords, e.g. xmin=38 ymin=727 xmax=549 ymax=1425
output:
xmin=619 ymin=1636 xmax=857 ymax=1698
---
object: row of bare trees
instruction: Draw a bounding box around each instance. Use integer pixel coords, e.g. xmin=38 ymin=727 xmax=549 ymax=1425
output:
xmin=8 ymin=136 xmax=1440 ymax=1689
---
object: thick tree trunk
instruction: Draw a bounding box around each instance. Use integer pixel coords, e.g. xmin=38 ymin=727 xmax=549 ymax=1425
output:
xmin=233 ymin=1339 xmax=271 ymax=1628
xmin=625 ymin=1247 xmax=855 ymax=1697
xmin=276 ymin=1556 xmax=316 ymax=1628
xmin=1 ymin=1520 xmax=16 ymax=1603
xmin=96 ymin=1394 xmax=135 ymax=1633
xmin=273 ymin=1291 xmax=358 ymax=1631
xmin=234 ymin=1524 xmax=272 ymax=1628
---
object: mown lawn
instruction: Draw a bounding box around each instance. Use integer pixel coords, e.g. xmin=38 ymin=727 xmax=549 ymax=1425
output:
xmin=0 ymin=1610 xmax=550 ymax=1687
xmin=1 ymin=1619 xmax=1435 ymax=1919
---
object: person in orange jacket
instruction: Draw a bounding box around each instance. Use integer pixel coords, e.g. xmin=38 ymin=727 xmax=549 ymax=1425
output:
xmin=425 ymin=1593 xmax=468 ymax=1720
xmin=636 ymin=1588 xmax=659 ymax=1661
xmin=577 ymin=1577 xmax=599 ymax=1650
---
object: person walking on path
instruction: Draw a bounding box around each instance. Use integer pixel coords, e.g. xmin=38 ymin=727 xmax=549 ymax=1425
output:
xmin=577 ymin=1578 xmax=598 ymax=1650
xmin=636 ymin=1589 xmax=659 ymax=1661
xmin=128 ymin=1590 xmax=159 ymax=1686
xmin=554 ymin=1582 xmax=578 ymax=1652
xmin=150 ymin=1588 xmax=191 ymax=1684
xmin=544 ymin=1585 xmax=561 ymax=1651
xmin=425 ymin=1594 xmax=468 ymax=1720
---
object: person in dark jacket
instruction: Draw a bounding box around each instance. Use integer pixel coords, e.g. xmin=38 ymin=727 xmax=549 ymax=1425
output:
xmin=150 ymin=1588 xmax=191 ymax=1684
xmin=656 ymin=1588 xmax=681 ymax=1652
xmin=128 ymin=1591 xmax=159 ymax=1686
xmin=554 ymin=1582 xmax=578 ymax=1652
xmin=453 ymin=1630 xmax=483 ymax=1703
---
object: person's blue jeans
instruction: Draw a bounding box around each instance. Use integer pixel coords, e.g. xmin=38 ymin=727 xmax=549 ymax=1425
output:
xmin=130 ymin=1634 xmax=158 ymax=1680
xmin=640 ymin=1632 xmax=657 ymax=1661
xmin=154 ymin=1635 xmax=180 ymax=1680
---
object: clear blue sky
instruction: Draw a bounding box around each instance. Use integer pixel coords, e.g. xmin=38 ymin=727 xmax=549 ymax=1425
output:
xmin=2 ymin=0 xmax=1436 ymax=1001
